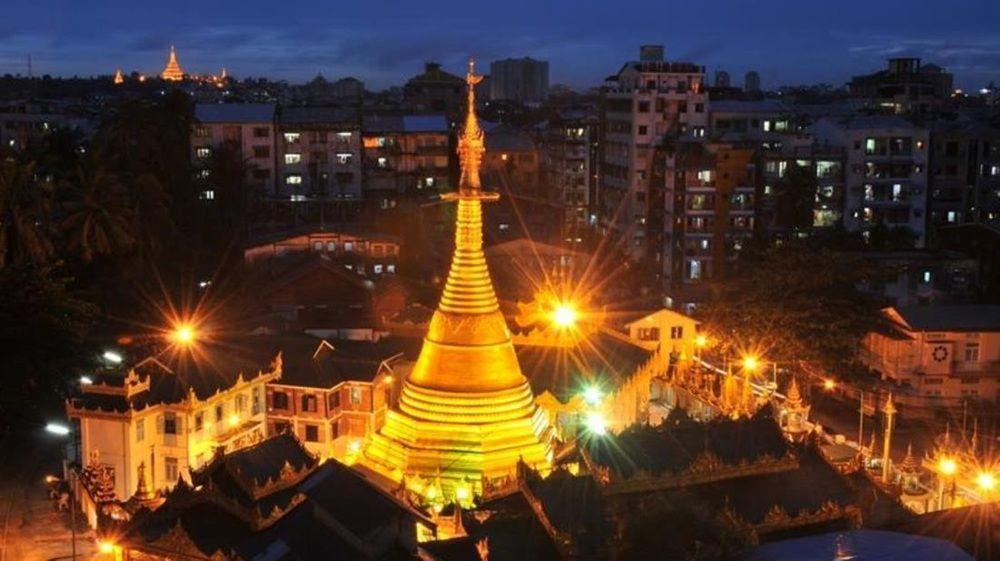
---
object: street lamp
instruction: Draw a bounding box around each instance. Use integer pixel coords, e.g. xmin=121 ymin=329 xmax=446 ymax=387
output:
xmin=552 ymin=303 xmax=578 ymax=329
xmin=584 ymin=412 xmax=608 ymax=436
xmin=582 ymin=385 xmax=602 ymax=406
xmin=937 ymin=456 xmax=958 ymax=510
xmin=976 ymin=471 xmax=996 ymax=494
xmin=45 ymin=422 xmax=71 ymax=436
xmin=171 ymin=324 xmax=196 ymax=345
xmin=742 ymin=356 xmax=759 ymax=372
xmin=823 ymin=378 xmax=837 ymax=391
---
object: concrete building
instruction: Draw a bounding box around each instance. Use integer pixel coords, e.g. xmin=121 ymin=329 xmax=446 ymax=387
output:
xmin=276 ymin=107 xmax=362 ymax=202
xmin=403 ymin=62 xmax=465 ymax=114
xmin=0 ymin=98 xmax=93 ymax=151
xmin=601 ymin=45 xmax=709 ymax=263
xmin=489 ymin=57 xmax=549 ymax=104
xmin=759 ymin=144 xmax=847 ymax=236
xmin=191 ymin=103 xmax=277 ymax=195
xmin=541 ymin=111 xmax=601 ymax=244
xmin=662 ymin=141 xmax=756 ymax=289
xmin=849 ymin=58 xmax=954 ymax=114
xmin=927 ymin=120 xmax=1000 ymax=236
xmin=812 ymin=115 xmax=930 ymax=247
xmin=862 ymin=306 xmax=1000 ymax=405
xmin=361 ymin=114 xmax=452 ymax=209
xmin=744 ymin=71 xmax=761 ymax=93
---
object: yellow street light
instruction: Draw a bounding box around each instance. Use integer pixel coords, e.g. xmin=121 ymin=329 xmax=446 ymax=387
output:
xmin=582 ymin=385 xmax=602 ymax=406
xmin=742 ymin=356 xmax=759 ymax=372
xmin=97 ymin=540 xmax=116 ymax=554
xmin=552 ymin=303 xmax=578 ymax=328
xmin=976 ymin=471 xmax=996 ymax=492
xmin=938 ymin=457 xmax=958 ymax=476
xmin=227 ymin=413 xmax=239 ymax=427
xmin=171 ymin=324 xmax=196 ymax=345
xmin=823 ymin=379 xmax=837 ymax=391
xmin=695 ymin=334 xmax=708 ymax=348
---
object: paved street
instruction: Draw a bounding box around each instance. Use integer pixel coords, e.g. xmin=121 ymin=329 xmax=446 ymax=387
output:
xmin=0 ymin=430 xmax=97 ymax=561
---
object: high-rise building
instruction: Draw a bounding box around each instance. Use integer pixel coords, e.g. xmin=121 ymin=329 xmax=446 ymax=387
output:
xmin=161 ymin=45 xmax=184 ymax=81
xmin=812 ymin=115 xmax=930 ymax=247
xmin=744 ymin=70 xmax=761 ymax=93
xmin=276 ymin=107 xmax=362 ymax=206
xmin=927 ymin=121 xmax=1000 ymax=234
xmin=600 ymin=45 xmax=709 ymax=263
xmin=403 ymin=62 xmax=466 ymax=114
xmin=364 ymin=61 xmax=553 ymax=499
xmin=714 ymin=70 xmax=731 ymax=88
xmin=489 ymin=57 xmax=550 ymax=103
xmin=541 ymin=110 xmax=601 ymax=244
xmin=849 ymin=58 xmax=954 ymax=114
xmin=361 ymin=113 xmax=452 ymax=209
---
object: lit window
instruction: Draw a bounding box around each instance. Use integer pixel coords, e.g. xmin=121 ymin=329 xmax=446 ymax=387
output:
xmin=344 ymin=242 xmax=354 ymax=252
xmin=501 ymin=153 xmax=508 ymax=161
xmin=424 ymin=177 xmax=435 ymax=187
xmin=965 ymin=343 xmax=980 ymax=362
xmin=697 ymin=170 xmax=712 ymax=182
xmin=762 ymin=120 xmax=772 ymax=132
xmin=377 ymin=157 xmax=388 ymax=168
xmin=283 ymin=132 xmax=300 ymax=143
xmin=164 ymin=457 xmax=179 ymax=483
xmin=336 ymin=153 xmax=353 ymax=164
xmin=350 ymin=386 xmax=362 ymax=405
xmin=136 ymin=419 xmax=145 ymax=442
xmin=200 ymin=190 xmax=215 ymax=200
xmin=286 ymin=174 xmax=302 ymax=185
xmin=374 ymin=264 xmax=384 ymax=274
xmin=947 ymin=211 xmax=957 ymax=223
xmin=285 ymin=153 xmax=301 ymax=164
xmin=196 ymin=147 xmax=211 ymax=159
xmin=336 ymin=132 xmax=352 ymax=142
xmin=387 ymin=264 xmax=396 ymax=273
xmin=305 ymin=425 xmax=319 ymax=442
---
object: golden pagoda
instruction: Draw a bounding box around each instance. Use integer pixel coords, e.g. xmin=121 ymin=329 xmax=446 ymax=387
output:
xmin=113 ymin=68 xmax=124 ymax=85
xmin=161 ymin=46 xmax=184 ymax=81
xmin=364 ymin=58 xmax=553 ymax=498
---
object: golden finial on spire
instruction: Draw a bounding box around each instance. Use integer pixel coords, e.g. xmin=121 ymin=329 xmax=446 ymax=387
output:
xmin=457 ymin=57 xmax=487 ymax=195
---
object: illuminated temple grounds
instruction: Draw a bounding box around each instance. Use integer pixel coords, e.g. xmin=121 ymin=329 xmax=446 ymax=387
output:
xmin=363 ymin=60 xmax=555 ymax=497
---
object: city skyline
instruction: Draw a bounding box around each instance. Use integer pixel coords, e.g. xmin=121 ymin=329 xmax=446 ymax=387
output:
xmin=2 ymin=0 xmax=999 ymax=90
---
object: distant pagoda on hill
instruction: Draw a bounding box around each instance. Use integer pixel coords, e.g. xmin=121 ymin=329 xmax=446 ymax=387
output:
xmin=161 ymin=45 xmax=184 ymax=81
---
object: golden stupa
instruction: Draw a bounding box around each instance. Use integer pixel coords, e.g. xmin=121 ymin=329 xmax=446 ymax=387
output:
xmin=161 ymin=46 xmax=184 ymax=81
xmin=364 ymin=59 xmax=553 ymax=498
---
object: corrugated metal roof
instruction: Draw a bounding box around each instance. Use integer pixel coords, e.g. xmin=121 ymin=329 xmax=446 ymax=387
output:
xmin=195 ymin=103 xmax=275 ymax=123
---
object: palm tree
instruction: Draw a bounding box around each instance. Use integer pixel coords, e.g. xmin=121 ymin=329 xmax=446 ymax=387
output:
xmin=0 ymin=160 xmax=56 ymax=268
xmin=61 ymin=160 xmax=135 ymax=262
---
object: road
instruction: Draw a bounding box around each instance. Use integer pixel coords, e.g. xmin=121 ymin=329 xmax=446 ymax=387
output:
xmin=0 ymin=429 xmax=97 ymax=561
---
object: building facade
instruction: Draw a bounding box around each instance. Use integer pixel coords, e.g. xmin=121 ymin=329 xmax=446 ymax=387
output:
xmin=489 ymin=57 xmax=550 ymax=104
xmin=601 ymin=45 xmax=709 ymax=262
xmin=362 ymin=114 xmax=452 ymax=209
xmin=927 ymin=121 xmax=1000 ymax=237
xmin=862 ymin=306 xmax=1000 ymax=405
xmin=191 ymin=103 xmax=277 ymax=196
xmin=541 ymin=114 xmax=600 ymax=244
xmin=276 ymin=107 xmax=362 ymax=202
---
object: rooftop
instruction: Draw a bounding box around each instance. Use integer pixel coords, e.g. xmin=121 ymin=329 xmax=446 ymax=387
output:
xmin=195 ymin=103 xmax=276 ymax=123
xmin=891 ymin=305 xmax=1000 ymax=332
xmin=363 ymin=113 xmax=450 ymax=133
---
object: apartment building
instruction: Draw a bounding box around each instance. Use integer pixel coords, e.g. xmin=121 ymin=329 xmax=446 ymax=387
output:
xmin=65 ymin=343 xmax=279 ymax=501
xmin=928 ymin=121 xmax=1000 ymax=235
xmin=489 ymin=57 xmax=550 ymax=104
xmin=362 ymin=114 xmax=452 ymax=209
xmin=708 ymin=99 xmax=799 ymax=148
xmin=663 ymin=142 xmax=756 ymax=288
xmin=862 ymin=306 xmax=1000 ymax=405
xmin=758 ymin=144 xmax=847 ymax=237
xmin=191 ymin=103 xmax=277 ymax=195
xmin=541 ymin=111 xmax=600 ymax=244
xmin=0 ymin=98 xmax=93 ymax=151
xmin=264 ymin=336 xmax=410 ymax=461
xmin=276 ymin=107 xmax=362 ymax=202
xmin=601 ymin=45 xmax=709 ymax=263
xmin=849 ymin=57 xmax=954 ymax=114
xmin=403 ymin=62 xmax=465 ymax=115
xmin=812 ymin=115 xmax=930 ymax=247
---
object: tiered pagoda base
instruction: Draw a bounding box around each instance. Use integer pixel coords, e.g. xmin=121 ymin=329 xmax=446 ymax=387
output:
xmin=365 ymin=379 xmax=553 ymax=496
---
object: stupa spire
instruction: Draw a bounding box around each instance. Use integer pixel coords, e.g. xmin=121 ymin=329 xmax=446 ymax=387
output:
xmin=113 ymin=68 xmax=124 ymax=85
xmin=458 ymin=58 xmax=486 ymax=193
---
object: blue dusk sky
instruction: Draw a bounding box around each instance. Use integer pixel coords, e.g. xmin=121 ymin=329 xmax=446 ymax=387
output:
xmin=2 ymin=0 xmax=999 ymax=90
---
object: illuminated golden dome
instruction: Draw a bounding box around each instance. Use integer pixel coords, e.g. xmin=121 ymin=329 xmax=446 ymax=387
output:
xmin=365 ymin=59 xmax=553 ymax=497
xmin=161 ymin=46 xmax=185 ymax=81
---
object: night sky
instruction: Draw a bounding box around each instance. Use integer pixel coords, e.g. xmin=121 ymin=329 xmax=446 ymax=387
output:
xmin=3 ymin=0 xmax=999 ymax=90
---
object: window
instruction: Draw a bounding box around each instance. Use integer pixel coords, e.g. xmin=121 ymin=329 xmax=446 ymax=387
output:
xmin=638 ymin=101 xmax=650 ymax=112
xmin=164 ymin=457 xmax=179 ymax=483
xmin=304 ymin=425 xmax=319 ymax=442
xmin=196 ymin=147 xmax=211 ymax=159
xmin=336 ymin=132 xmax=352 ymax=142
xmin=253 ymin=146 xmax=270 ymax=158
xmin=965 ymin=343 xmax=980 ymax=362
xmin=272 ymin=392 xmax=289 ymax=410
xmin=252 ymin=387 xmax=262 ymax=415
xmin=637 ymin=327 xmax=659 ymax=341
xmin=329 ymin=391 xmax=341 ymax=410
xmin=387 ymin=264 xmax=396 ymax=274
xmin=670 ymin=326 xmax=684 ymax=339
xmin=692 ymin=126 xmax=706 ymax=138
xmin=336 ymin=153 xmax=353 ymax=164
xmin=377 ymin=157 xmax=388 ymax=168
xmin=374 ymin=264 xmax=384 ymax=274
xmin=194 ymin=412 xmax=203 ymax=432
xmin=136 ymin=419 xmax=145 ymax=442
xmin=286 ymin=174 xmax=302 ymax=185
xmin=236 ymin=394 xmax=247 ymax=413
xmin=215 ymin=404 xmax=223 ymax=423
xmin=694 ymin=103 xmax=704 ymax=113
xmin=285 ymin=153 xmax=301 ymax=164
xmin=301 ymin=394 xmax=317 ymax=412
xmin=923 ymin=271 xmax=932 ymax=283
xmin=638 ymin=125 xmax=648 ymax=135
xmin=961 ymin=377 xmax=979 ymax=385
xmin=253 ymin=127 xmax=269 ymax=138
xmin=164 ymin=413 xmax=178 ymax=435
xmin=200 ymin=190 xmax=215 ymax=200
xmin=344 ymin=242 xmax=354 ymax=252
xmin=350 ymin=386 xmax=362 ymax=406
xmin=284 ymin=132 xmax=300 ymax=143
xmin=195 ymin=126 xmax=209 ymax=138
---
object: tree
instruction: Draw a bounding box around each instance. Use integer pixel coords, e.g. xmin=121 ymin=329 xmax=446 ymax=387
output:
xmin=0 ymin=264 xmax=97 ymax=428
xmin=0 ymin=160 xmax=56 ymax=267
xmin=772 ymin=162 xmax=817 ymax=231
xmin=61 ymin=158 xmax=135 ymax=262
xmin=699 ymin=243 xmax=885 ymax=377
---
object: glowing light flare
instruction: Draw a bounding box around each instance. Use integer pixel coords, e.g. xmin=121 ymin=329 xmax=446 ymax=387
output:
xmin=582 ymin=385 xmax=603 ymax=406
xmin=823 ymin=379 xmax=837 ymax=391
xmin=938 ymin=457 xmax=958 ymax=476
xmin=102 ymin=350 xmax=123 ymax=364
xmin=347 ymin=440 xmax=362 ymax=455
xmin=742 ymin=356 xmax=759 ymax=372
xmin=552 ymin=303 xmax=578 ymax=329
xmin=585 ymin=412 xmax=608 ymax=436
xmin=227 ymin=414 xmax=239 ymax=427
xmin=80 ymin=376 xmax=94 ymax=385
xmin=45 ymin=423 xmax=71 ymax=436
xmin=695 ymin=334 xmax=708 ymax=348
xmin=97 ymin=540 xmax=116 ymax=554
xmin=976 ymin=471 xmax=996 ymax=492
xmin=171 ymin=324 xmax=196 ymax=345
